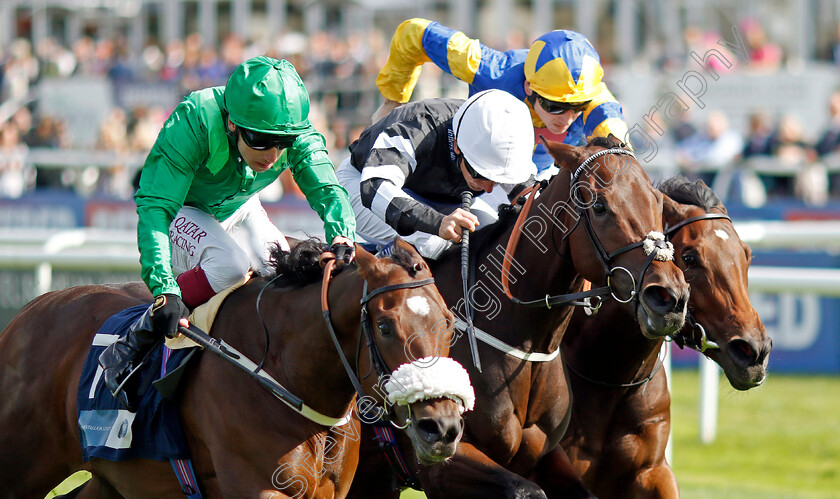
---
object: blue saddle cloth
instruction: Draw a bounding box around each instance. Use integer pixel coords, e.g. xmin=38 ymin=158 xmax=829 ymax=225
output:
xmin=77 ymin=304 xmax=196 ymax=462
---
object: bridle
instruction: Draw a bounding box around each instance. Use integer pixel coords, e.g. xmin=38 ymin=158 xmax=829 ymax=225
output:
xmin=663 ymin=211 xmax=733 ymax=354
xmin=502 ymin=148 xmax=674 ymax=311
xmin=320 ymin=257 xmax=435 ymax=428
xmin=565 ymin=209 xmax=733 ymax=388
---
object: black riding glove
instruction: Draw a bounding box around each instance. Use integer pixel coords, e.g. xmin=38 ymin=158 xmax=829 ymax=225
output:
xmin=150 ymin=294 xmax=190 ymax=339
xmin=330 ymin=242 xmax=355 ymax=265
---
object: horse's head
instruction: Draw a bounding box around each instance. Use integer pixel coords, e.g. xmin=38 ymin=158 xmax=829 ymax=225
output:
xmin=542 ymin=135 xmax=689 ymax=337
xmin=354 ymin=239 xmax=471 ymax=464
xmin=660 ymin=178 xmax=771 ymax=389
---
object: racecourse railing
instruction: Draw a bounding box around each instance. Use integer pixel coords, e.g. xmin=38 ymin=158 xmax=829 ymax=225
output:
xmin=1 ymin=222 xmax=840 ymax=453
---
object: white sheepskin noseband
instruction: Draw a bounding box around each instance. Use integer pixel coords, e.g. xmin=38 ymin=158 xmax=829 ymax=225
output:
xmin=384 ymin=357 xmax=475 ymax=413
xmin=642 ymin=231 xmax=675 ymax=262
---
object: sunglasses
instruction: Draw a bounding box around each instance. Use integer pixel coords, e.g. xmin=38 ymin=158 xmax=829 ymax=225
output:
xmin=460 ymin=154 xmax=488 ymax=181
xmin=533 ymin=93 xmax=590 ymax=115
xmin=238 ymin=127 xmax=298 ymax=150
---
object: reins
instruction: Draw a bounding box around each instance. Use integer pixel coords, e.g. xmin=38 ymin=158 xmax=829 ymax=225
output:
xmin=320 ymin=258 xmax=369 ymax=400
xmin=174 ymin=323 xmax=352 ymax=427
xmin=500 ymin=182 xmax=610 ymax=308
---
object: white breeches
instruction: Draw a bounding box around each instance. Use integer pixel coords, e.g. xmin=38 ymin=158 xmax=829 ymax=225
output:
xmin=168 ymin=196 xmax=290 ymax=292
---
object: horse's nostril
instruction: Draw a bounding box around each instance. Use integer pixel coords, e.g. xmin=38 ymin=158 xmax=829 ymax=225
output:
xmin=643 ymin=285 xmax=678 ymax=314
xmin=729 ymin=338 xmax=758 ymax=366
xmin=416 ymin=419 xmax=441 ymax=440
xmin=441 ymin=424 xmax=460 ymax=445
xmin=415 ymin=417 xmax=462 ymax=445
xmin=763 ymin=336 xmax=774 ymax=361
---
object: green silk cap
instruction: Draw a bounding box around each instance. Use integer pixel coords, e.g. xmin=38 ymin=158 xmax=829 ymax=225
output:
xmin=224 ymin=56 xmax=312 ymax=135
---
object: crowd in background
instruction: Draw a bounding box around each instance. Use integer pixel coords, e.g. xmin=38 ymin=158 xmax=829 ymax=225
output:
xmin=3 ymin=18 xmax=840 ymax=207
xmin=652 ymin=99 xmax=840 ymax=208
xmin=0 ymin=28 xmax=400 ymax=201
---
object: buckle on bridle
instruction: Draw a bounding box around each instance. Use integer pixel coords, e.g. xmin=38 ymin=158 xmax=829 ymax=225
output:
xmin=389 ymin=403 xmax=412 ymax=430
xmin=583 ymin=295 xmax=603 ymax=316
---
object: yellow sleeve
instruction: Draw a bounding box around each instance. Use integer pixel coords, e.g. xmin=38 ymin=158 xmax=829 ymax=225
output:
xmin=582 ymin=85 xmax=630 ymax=146
xmin=376 ymin=19 xmax=433 ymax=103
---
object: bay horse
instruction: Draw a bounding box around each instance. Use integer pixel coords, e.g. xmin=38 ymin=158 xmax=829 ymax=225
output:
xmin=0 ymin=239 xmax=470 ymax=497
xmin=560 ymin=176 xmax=772 ymax=498
xmin=349 ymin=136 xmax=691 ymax=498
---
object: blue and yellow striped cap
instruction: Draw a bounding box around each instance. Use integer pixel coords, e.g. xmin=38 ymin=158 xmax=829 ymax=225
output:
xmin=524 ymin=30 xmax=605 ymax=103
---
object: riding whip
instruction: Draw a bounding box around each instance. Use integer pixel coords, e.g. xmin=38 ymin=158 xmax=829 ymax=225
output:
xmin=177 ymin=324 xmax=304 ymax=410
xmin=460 ymin=191 xmax=482 ymax=373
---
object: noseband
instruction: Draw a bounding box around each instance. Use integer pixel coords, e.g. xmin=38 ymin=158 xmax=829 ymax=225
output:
xmin=320 ymin=258 xmax=435 ymax=426
xmin=502 ymin=148 xmax=674 ymax=310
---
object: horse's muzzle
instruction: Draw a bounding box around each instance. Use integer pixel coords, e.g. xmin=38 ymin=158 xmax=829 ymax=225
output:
xmin=637 ymin=283 xmax=689 ymax=338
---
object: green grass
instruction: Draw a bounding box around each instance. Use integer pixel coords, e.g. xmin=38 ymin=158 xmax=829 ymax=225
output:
xmin=670 ymin=370 xmax=840 ymax=499
xmin=50 ymin=371 xmax=840 ymax=498
xmin=404 ymin=370 xmax=840 ymax=499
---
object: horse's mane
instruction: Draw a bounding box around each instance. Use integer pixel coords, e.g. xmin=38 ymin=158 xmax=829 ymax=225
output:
xmin=266 ymin=238 xmax=429 ymax=287
xmin=266 ymin=238 xmax=331 ymax=288
xmin=587 ymin=135 xmax=626 ymax=149
xmin=657 ymin=175 xmax=724 ymax=213
xmin=470 ymin=203 xmax=523 ymax=253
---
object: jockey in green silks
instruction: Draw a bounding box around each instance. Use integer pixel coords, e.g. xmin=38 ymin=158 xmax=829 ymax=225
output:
xmin=99 ymin=56 xmax=356 ymax=412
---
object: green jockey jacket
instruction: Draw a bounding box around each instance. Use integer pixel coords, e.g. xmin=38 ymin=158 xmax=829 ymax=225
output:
xmin=135 ymin=86 xmax=355 ymax=297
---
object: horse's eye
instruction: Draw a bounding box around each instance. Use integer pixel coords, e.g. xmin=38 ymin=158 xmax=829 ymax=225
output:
xmin=682 ymin=251 xmax=699 ymax=268
xmin=377 ymin=319 xmax=393 ymax=337
xmin=592 ymin=200 xmax=607 ymax=215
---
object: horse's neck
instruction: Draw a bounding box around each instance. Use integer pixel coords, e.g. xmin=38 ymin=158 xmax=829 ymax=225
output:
xmin=564 ymin=306 xmax=663 ymax=384
xmin=435 ymin=177 xmax=583 ymax=353
xmin=298 ymin=271 xmax=368 ymax=413
xmin=218 ymin=274 xmax=365 ymax=418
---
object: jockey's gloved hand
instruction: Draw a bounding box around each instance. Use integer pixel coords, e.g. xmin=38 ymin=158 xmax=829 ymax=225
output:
xmin=330 ymin=242 xmax=355 ymax=265
xmin=150 ymin=294 xmax=190 ymax=339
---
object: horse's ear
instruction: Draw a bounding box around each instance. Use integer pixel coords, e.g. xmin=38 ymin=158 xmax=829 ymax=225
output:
xmin=539 ymin=135 xmax=584 ymax=172
xmin=661 ymin=192 xmax=696 ymax=228
xmin=661 ymin=192 xmax=680 ymax=221
xmin=392 ymin=238 xmax=430 ymax=274
xmin=606 ymin=133 xmax=627 ymax=148
xmin=354 ymin=243 xmax=379 ymax=278
xmin=393 ymin=238 xmax=418 ymax=257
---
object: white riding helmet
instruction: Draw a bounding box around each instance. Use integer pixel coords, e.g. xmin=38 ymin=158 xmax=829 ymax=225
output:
xmin=452 ymin=89 xmax=537 ymax=184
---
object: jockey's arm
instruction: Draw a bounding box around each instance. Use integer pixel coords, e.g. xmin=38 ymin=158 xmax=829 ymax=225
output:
xmin=135 ymin=160 xmax=194 ymax=299
xmin=135 ymin=102 xmax=203 ymax=298
xmin=287 ymin=130 xmax=356 ymax=244
xmin=376 ymin=19 xmax=483 ymax=104
xmin=359 ymin=175 xmax=444 ymax=237
xmin=572 ymin=86 xmax=630 ymax=147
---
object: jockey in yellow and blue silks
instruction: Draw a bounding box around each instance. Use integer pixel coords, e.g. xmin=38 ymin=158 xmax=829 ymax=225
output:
xmin=373 ymin=19 xmax=629 ymax=175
